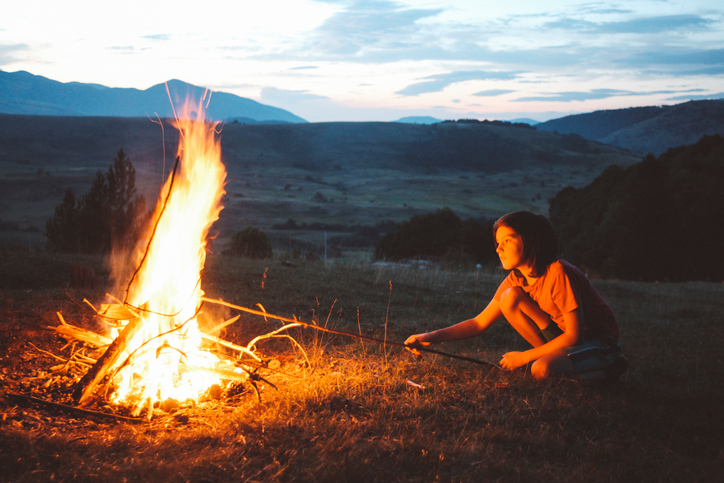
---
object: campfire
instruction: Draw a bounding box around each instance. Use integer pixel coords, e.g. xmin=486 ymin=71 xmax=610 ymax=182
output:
xmin=52 ymin=96 xmax=301 ymax=419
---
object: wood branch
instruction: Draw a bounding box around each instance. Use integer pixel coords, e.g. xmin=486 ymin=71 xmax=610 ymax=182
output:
xmin=7 ymin=392 xmax=145 ymax=424
xmin=200 ymin=333 xmax=261 ymax=361
xmin=72 ymin=316 xmax=145 ymax=406
xmin=50 ymin=324 xmax=113 ymax=349
xmin=206 ymin=315 xmax=240 ymax=335
xmin=187 ymin=364 xmax=251 ymax=383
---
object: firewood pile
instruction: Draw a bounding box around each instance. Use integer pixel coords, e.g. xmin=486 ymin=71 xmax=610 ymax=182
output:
xmin=3 ymin=301 xmax=305 ymax=422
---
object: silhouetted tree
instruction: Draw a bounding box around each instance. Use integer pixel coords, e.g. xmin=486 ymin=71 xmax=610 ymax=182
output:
xmin=45 ymin=188 xmax=80 ymax=252
xmin=550 ymin=135 xmax=724 ymax=281
xmin=46 ymin=149 xmax=146 ymax=253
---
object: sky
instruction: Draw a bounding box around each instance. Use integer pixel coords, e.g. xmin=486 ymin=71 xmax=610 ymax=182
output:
xmin=1 ymin=0 xmax=723 ymax=122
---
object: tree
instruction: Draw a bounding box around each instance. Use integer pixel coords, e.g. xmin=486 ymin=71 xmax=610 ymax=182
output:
xmin=228 ymin=227 xmax=273 ymax=259
xmin=549 ymin=135 xmax=724 ymax=281
xmin=374 ymin=208 xmax=496 ymax=263
xmin=45 ymin=188 xmax=80 ymax=252
xmin=45 ymin=149 xmax=146 ymax=253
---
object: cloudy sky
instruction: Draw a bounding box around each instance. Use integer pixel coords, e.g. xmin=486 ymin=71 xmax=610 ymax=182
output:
xmin=2 ymin=0 xmax=723 ymax=122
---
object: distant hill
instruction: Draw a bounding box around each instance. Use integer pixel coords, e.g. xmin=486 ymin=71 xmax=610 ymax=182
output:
xmin=508 ymin=118 xmax=540 ymax=126
xmin=538 ymin=100 xmax=724 ymax=155
xmin=0 ymin=114 xmax=639 ymax=248
xmin=395 ymin=116 xmax=442 ymax=124
xmin=0 ymin=69 xmax=306 ymax=123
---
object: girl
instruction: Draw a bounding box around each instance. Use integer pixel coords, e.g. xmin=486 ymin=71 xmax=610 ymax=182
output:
xmin=405 ymin=211 xmax=625 ymax=381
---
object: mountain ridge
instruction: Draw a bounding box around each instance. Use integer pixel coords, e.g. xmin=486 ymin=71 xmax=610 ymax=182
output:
xmin=0 ymin=69 xmax=306 ymax=123
xmin=537 ymin=100 xmax=724 ymax=155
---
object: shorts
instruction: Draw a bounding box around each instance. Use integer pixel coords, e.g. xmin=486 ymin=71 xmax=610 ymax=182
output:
xmin=540 ymin=323 xmax=621 ymax=373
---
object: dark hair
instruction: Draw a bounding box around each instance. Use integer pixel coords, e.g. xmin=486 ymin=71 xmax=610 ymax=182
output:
xmin=493 ymin=211 xmax=558 ymax=277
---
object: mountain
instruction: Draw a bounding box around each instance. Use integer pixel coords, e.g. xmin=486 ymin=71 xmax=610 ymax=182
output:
xmin=537 ymin=100 xmax=724 ymax=155
xmin=0 ymin=70 xmax=306 ymax=123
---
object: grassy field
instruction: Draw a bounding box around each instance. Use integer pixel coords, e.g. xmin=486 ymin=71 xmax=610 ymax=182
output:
xmin=1 ymin=249 xmax=722 ymax=482
xmin=0 ymin=115 xmax=640 ymax=251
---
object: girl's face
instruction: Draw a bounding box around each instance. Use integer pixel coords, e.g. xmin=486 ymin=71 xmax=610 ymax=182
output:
xmin=495 ymin=225 xmax=527 ymax=271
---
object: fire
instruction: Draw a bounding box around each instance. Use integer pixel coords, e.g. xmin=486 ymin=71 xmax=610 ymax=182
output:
xmin=107 ymin=97 xmax=230 ymax=415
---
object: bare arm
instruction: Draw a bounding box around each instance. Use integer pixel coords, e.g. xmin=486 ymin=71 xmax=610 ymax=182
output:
xmin=405 ymin=298 xmax=503 ymax=347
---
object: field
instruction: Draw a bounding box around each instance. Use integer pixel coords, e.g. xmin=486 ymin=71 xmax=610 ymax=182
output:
xmin=0 ymin=115 xmax=639 ymax=252
xmin=1 ymin=249 xmax=722 ymax=482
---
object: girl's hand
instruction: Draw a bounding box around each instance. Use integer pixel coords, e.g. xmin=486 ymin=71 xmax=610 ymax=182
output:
xmin=500 ymin=351 xmax=527 ymax=370
xmin=404 ymin=334 xmax=431 ymax=356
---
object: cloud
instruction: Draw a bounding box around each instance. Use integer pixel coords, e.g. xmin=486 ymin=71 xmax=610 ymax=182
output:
xmin=623 ymin=48 xmax=724 ymax=67
xmin=108 ymin=46 xmax=135 ymax=51
xmin=282 ymin=0 xmax=444 ymax=60
xmin=596 ymin=15 xmax=713 ymax=34
xmin=288 ymin=66 xmax=319 ymax=70
xmin=513 ymin=88 xmax=717 ymax=103
xmin=473 ymin=89 xmax=515 ymax=97
xmin=667 ymin=92 xmax=724 ymax=101
xmin=544 ymin=14 xmax=713 ymax=34
xmin=0 ymin=43 xmax=29 ymax=65
xmin=142 ymin=34 xmax=171 ymax=41
xmin=396 ymin=71 xmax=519 ymax=96
xmin=260 ymin=87 xmax=330 ymax=105
xmin=514 ymin=89 xmax=634 ymax=102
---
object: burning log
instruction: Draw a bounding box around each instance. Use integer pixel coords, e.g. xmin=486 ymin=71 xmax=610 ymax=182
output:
xmin=72 ymin=315 xmax=145 ymax=405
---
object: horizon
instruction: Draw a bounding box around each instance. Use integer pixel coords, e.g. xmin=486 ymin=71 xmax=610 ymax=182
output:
xmin=2 ymin=1 xmax=723 ymax=123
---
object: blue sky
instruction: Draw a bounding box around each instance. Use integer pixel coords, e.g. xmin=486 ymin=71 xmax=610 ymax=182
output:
xmin=1 ymin=0 xmax=722 ymax=122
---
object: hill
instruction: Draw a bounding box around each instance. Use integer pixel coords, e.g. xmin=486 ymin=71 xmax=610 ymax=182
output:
xmin=0 ymin=69 xmax=306 ymax=123
xmin=537 ymin=100 xmax=724 ymax=155
xmin=0 ymin=114 xmax=639 ymax=251
xmin=395 ymin=116 xmax=442 ymax=124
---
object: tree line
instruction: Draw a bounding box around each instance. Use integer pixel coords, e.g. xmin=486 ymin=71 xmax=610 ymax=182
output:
xmin=47 ymin=135 xmax=724 ymax=281
xmin=550 ymin=134 xmax=724 ymax=281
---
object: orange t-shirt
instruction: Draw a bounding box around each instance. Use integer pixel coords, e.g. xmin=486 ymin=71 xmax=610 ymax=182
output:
xmin=493 ymin=260 xmax=619 ymax=339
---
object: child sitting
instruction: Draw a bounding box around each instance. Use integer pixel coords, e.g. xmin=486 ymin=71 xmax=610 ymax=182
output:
xmin=405 ymin=211 xmax=626 ymax=381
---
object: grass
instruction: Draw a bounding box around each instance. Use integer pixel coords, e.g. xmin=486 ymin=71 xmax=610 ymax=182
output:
xmin=1 ymin=249 xmax=723 ymax=482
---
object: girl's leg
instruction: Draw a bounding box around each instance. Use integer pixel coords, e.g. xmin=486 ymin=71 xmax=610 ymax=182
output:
xmin=498 ymin=287 xmax=552 ymax=347
xmin=530 ymin=350 xmax=575 ymax=380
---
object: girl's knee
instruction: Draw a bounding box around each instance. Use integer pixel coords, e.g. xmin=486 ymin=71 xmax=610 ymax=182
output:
xmin=499 ymin=286 xmax=526 ymax=314
xmin=530 ymin=359 xmax=551 ymax=380
xmin=531 ymin=351 xmax=574 ymax=380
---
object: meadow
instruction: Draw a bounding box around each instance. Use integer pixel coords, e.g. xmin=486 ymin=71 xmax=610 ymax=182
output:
xmin=1 ymin=249 xmax=722 ymax=482
xmin=0 ymin=115 xmax=639 ymax=251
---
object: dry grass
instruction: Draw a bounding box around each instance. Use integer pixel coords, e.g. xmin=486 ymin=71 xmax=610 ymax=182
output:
xmin=1 ymin=249 xmax=723 ymax=482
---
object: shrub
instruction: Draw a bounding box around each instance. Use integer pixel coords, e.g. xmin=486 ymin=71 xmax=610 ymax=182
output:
xmin=373 ymin=208 xmax=496 ymax=263
xmin=228 ymin=227 xmax=273 ymax=259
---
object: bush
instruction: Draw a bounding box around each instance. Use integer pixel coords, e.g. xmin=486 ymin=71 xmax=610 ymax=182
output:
xmin=228 ymin=227 xmax=273 ymax=259
xmin=373 ymin=208 xmax=496 ymax=263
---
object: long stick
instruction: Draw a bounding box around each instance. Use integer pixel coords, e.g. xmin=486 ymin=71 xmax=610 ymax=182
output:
xmin=8 ymin=393 xmax=145 ymax=424
xmin=200 ymin=297 xmax=498 ymax=368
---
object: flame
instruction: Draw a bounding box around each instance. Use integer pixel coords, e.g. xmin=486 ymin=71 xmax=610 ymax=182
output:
xmin=108 ymin=98 xmax=229 ymax=415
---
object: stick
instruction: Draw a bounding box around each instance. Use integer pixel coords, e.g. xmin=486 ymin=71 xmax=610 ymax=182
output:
xmin=200 ymin=333 xmax=261 ymax=361
xmin=7 ymin=393 xmax=145 ymax=424
xmin=124 ymin=155 xmax=180 ymax=304
xmin=72 ymin=316 xmax=145 ymax=405
xmin=200 ymin=297 xmax=498 ymax=368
